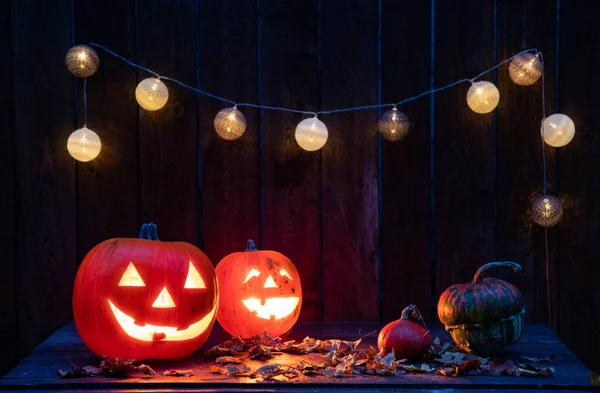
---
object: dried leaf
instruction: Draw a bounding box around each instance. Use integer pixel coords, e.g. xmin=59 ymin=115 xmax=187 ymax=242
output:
xmin=209 ymin=364 xmax=251 ymax=375
xmin=251 ymin=364 xmax=297 ymax=380
xmin=518 ymin=363 xmax=556 ymax=377
xmin=302 ymin=336 xmax=323 ymax=352
xmin=205 ymin=346 xmax=239 ymax=357
xmin=215 ymin=356 xmax=245 ymax=364
xmin=57 ymin=367 xmax=90 ymax=379
xmin=137 ymin=364 xmax=156 ymax=377
xmin=58 ymin=357 xmax=155 ymax=379
xmin=400 ymin=364 xmax=428 ymax=373
xmin=249 ymin=344 xmax=275 ymax=359
xmin=259 ymin=329 xmax=281 ymax=346
xmin=162 ymin=369 xmax=192 ymax=377
xmin=420 ymin=364 xmax=435 ymax=373
xmin=99 ymin=357 xmax=138 ymax=377
xmin=82 ymin=365 xmax=103 ymax=375
xmin=521 ymin=354 xmax=555 ymax=363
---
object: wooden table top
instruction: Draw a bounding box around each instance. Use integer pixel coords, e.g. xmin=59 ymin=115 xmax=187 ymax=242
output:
xmin=0 ymin=322 xmax=597 ymax=392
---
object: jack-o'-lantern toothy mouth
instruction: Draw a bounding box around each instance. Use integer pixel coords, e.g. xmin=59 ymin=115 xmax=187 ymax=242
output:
xmin=241 ymin=297 xmax=300 ymax=319
xmin=108 ymin=300 xmax=216 ymax=342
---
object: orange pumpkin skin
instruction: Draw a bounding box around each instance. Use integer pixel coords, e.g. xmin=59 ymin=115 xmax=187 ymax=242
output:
xmin=72 ymin=224 xmax=218 ymax=360
xmin=216 ymin=240 xmax=302 ymax=337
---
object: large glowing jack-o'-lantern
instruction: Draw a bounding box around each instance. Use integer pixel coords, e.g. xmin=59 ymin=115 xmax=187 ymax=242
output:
xmin=72 ymin=223 xmax=218 ymax=360
xmin=216 ymin=240 xmax=302 ymax=337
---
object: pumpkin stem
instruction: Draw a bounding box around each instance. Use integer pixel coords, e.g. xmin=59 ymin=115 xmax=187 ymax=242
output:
xmin=400 ymin=304 xmax=428 ymax=330
xmin=139 ymin=223 xmax=159 ymax=241
xmin=473 ymin=261 xmax=522 ymax=284
xmin=246 ymin=239 xmax=258 ymax=251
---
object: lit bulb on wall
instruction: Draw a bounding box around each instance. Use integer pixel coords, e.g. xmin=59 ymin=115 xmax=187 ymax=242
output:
xmin=214 ymin=107 xmax=247 ymax=140
xmin=531 ymin=194 xmax=563 ymax=227
xmin=509 ymin=52 xmax=542 ymax=86
xmin=295 ymin=116 xmax=328 ymax=151
xmin=542 ymin=113 xmax=575 ymax=147
xmin=65 ymin=45 xmax=100 ymax=78
xmin=67 ymin=126 xmax=101 ymax=162
xmin=466 ymin=81 xmax=500 ymax=114
xmin=135 ymin=78 xmax=169 ymax=111
xmin=378 ymin=107 xmax=409 ymax=142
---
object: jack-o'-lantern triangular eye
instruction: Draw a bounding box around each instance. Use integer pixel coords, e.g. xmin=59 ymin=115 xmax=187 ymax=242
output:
xmin=119 ymin=262 xmax=145 ymax=287
xmin=184 ymin=262 xmax=206 ymax=289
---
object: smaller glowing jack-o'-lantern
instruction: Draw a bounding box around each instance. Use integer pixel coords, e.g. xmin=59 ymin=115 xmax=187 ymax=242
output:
xmin=216 ymin=240 xmax=302 ymax=337
xmin=72 ymin=223 xmax=218 ymax=360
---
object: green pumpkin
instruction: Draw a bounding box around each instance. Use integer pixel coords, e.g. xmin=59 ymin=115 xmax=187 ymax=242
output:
xmin=437 ymin=261 xmax=524 ymax=356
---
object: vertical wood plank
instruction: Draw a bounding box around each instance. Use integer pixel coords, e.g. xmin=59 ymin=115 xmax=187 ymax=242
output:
xmin=259 ymin=0 xmax=321 ymax=321
xmin=73 ymin=0 xmax=139 ymax=256
xmin=557 ymin=0 xmax=600 ymax=372
xmin=320 ymin=0 xmax=379 ymax=321
xmin=198 ymin=0 xmax=260 ymax=262
xmin=0 ymin=0 xmax=16 ymax=375
xmin=434 ymin=1 xmax=496 ymax=298
xmin=137 ymin=0 xmax=198 ymax=244
xmin=11 ymin=0 xmax=77 ymax=359
xmin=496 ymin=0 xmax=558 ymax=324
xmin=381 ymin=0 xmax=433 ymax=321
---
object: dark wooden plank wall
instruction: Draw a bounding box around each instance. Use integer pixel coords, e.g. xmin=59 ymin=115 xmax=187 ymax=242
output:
xmin=0 ymin=0 xmax=16 ymax=376
xmin=2 ymin=0 xmax=600 ymax=375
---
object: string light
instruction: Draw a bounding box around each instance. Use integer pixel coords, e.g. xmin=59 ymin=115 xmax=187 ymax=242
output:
xmin=135 ymin=78 xmax=169 ymax=111
xmin=378 ymin=106 xmax=409 ymax=141
xmin=542 ymin=113 xmax=575 ymax=147
xmin=509 ymin=52 xmax=542 ymax=86
xmin=214 ymin=107 xmax=247 ymax=140
xmin=466 ymin=81 xmax=500 ymax=114
xmin=67 ymin=126 xmax=101 ymax=162
xmin=295 ymin=116 xmax=328 ymax=151
xmin=531 ymin=194 xmax=563 ymax=227
xmin=65 ymin=45 xmax=99 ymax=78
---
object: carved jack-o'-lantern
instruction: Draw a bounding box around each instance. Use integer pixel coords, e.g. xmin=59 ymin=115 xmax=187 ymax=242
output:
xmin=72 ymin=224 xmax=218 ymax=360
xmin=216 ymin=240 xmax=302 ymax=337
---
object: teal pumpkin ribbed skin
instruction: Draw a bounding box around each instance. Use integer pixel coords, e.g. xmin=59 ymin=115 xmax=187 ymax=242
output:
xmin=438 ymin=277 xmax=523 ymax=327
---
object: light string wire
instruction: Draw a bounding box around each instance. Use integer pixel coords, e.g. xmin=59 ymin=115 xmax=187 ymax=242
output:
xmin=83 ymin=43 xmax=554 ymax=324
xmin=83 ymin=77 xmax=87 ymax=126
xmin=88 ymin=42 xmax=540 ymax=117
xmin=538 ymin=51 xmax=553 ymax=328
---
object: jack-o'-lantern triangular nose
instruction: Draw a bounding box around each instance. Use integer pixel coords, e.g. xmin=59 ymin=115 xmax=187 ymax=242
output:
xmin=263 ymin=275 xmax=278 ymax=288
xmin=152 ymin=287 xmax=176 ymax=308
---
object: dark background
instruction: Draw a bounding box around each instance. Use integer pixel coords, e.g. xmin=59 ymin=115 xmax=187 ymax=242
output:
xmin=1 ymin=0 xmax=599 ymax=375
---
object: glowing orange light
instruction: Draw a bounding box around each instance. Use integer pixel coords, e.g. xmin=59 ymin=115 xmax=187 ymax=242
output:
xmin=118 ymin=262 xmax=145 ymax=287
xmin=152 ymin=287 xmax=176 ymax=308
xmin=241 ymin=297 xmax=300 ymax=320
xmin=108 ymin=299 xmax=216 ymax=341
xmin=184 ymin=262 xmax=206 ymax=289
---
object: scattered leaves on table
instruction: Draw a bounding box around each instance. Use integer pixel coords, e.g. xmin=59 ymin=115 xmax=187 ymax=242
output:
xmin=57 ymin=357 xmax=155 ymax=379
xmin=205 ymin=331 xmax=558 ymax=380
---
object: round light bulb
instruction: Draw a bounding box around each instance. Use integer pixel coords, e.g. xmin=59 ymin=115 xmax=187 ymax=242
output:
xmin=531 ymin=194 xmax=563 ymax=227
xmin=67 ymin=127 xmax=101 ymax=162
xmin=542 ymin=113 xmax=575 ymax=147
xmin=378 ymin=107 xmax=409 ymax=142
xmin=509 ymin=52 xmax=542 ymax=86
xmin=65 ymin=45 xmax=99 ymax=78
xmin=295 ymin=116 xmax=328 ymax=151
xmin=214 ymin=107 xmax=247 ymax=140
xmin=135 ymin=78 xmax=169 ymax=111
xmin=466 ymin=81 xmax=500 ymax=114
